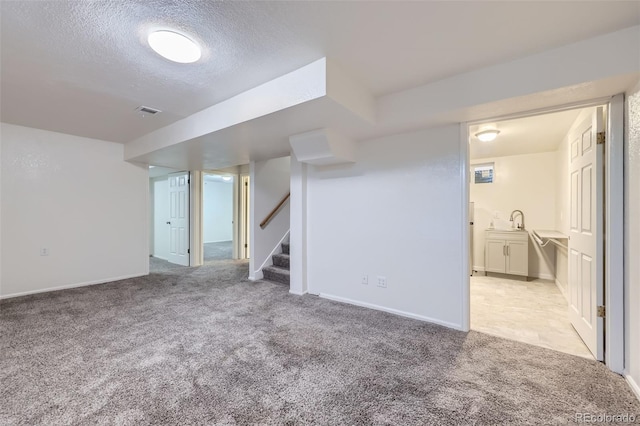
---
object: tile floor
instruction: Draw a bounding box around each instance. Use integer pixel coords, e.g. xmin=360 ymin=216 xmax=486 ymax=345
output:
xmin=470 ymin=274 xmax=593 ymax=359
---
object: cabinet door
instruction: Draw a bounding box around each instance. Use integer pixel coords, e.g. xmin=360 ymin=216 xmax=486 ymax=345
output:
xmin=485 ymin=240 xmax=506 ymax=273
xmin=506 ymin=240 xmax=528 ymax=276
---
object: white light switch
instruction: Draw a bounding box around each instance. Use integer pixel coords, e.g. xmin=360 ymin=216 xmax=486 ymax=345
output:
xmin=361 ymin=275 xmax=368 ymax=285
xmin=377 ymin=276 xmax=387 ymax=288
xmin=40 ymin=248 xmax=49 ymax=256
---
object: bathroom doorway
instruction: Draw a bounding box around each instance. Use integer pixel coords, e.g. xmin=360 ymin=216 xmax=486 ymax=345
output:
xmin=466 ymin=102 xmax=614 ymax=360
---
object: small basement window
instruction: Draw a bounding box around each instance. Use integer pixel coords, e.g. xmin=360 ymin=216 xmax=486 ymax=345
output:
xmin=473 ymin=163 xmax=494 ymax=184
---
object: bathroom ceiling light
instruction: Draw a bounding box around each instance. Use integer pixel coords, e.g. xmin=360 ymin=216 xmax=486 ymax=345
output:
xmin=475 ymin=129 xmax=500 ymax=142
xmin=222 ymin=176 xmax=232 ymax=182
xmin=148 ymin=30 xmax=201 ymax=63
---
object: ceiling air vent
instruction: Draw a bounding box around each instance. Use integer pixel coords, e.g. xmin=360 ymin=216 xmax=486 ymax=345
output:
xmin=135 ymin=106 xmax=162 ymax=115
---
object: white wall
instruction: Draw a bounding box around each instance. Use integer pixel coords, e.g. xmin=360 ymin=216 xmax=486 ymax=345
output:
xmin=0 ymin=123 xmax=148 ymax=298
xmin=249 ymin=156 xmax=290 ymax=279
xmin=203 ymin=178 xmax=233 ymax=243
xmin=470 ymin=152 xmax=557 ymax=280
xmin=150 ymin=177 xmax=169 ymax=260
xmin=625 ymin=84 xmax=640 ymax=399
xmin=306 ymin=125 xmax=465 ymax=329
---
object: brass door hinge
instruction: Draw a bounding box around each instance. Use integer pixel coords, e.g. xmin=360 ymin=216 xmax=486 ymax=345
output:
xmin=597 ymin=132 xmax=606 ymax=145
xmin=597 ymin=305 xmax=606 ymax=318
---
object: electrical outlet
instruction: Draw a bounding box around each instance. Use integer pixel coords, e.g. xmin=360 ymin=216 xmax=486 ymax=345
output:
xmin=361 ymin=275 xmax=368 ymax=285
xmin=40 ymin=248 xmax=49 ymax=256
xmin=377 ymin=276 xmax=387 ymax=288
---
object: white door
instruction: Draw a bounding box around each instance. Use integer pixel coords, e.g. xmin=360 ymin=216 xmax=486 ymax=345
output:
xmin=568 ymin=108 xmax=604 ymax=360
xmin=168 ymin=172 xmax=190 ymax=266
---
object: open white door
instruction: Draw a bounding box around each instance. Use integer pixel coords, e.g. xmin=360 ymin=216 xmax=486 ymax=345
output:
xmin=168 ymin=172 xmax=190 ymax=266
xmin=568 ymin=107 xmax=604 ymax=360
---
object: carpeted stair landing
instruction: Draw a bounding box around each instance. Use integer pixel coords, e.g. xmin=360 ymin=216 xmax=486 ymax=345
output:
xmin=262 ymin=241 xmax=290 ymax=286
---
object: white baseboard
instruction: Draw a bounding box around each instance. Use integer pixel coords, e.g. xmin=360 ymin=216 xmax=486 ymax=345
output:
xmin=319 ymin=293 xmax=464 ymax=331
xmin=535 ymin=272 xmax=556 ymax=281
xmin=555 ymin=278 xmax=568 ymax=302
xmin=0 ymin=273 xmax=148 ymax=300
xmin=204 ymin=239 xmax=233 ymax=244
xmin=151 ymin=255 xmax=168 ymax=261
xmin=248 ymin=270 xmax=264 ymax=281
xmin=625 ymin=374 xmax=640 ymax=402
xmin=289 ymin=289 xmax=307 ymax=296
xmin=473 ymin=265 xmax=485 ymax=272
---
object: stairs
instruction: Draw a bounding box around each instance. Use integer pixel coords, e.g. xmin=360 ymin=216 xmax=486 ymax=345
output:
xmin=262 ymin=242 xmax=290 ymax=286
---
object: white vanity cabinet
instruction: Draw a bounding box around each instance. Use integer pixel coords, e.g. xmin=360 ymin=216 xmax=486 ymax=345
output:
xmin=484 ymin=230 xmax=529 ymax=278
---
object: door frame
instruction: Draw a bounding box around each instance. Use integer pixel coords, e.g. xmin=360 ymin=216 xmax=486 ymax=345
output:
xmin=461 ymin=94 xmax=625 ymax=373
xmin=239 ymin=174 xmax=250 ymax=259
xmin=199 ymin=171 xmax=239 ymax=263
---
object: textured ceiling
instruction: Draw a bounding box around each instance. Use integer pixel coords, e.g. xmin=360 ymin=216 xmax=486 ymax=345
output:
xmin=1 ymin=1 xmax=639 ymax=143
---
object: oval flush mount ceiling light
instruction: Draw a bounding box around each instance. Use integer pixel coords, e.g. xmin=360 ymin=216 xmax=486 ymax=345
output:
xmin=148 ymin=30 xmax=201 ymax=63
xmin=475 ymin=129 xmax=500 ymax=142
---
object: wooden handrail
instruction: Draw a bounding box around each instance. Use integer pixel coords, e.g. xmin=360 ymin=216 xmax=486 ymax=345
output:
xmin=260 ymin=192 xmax=290 ymax=229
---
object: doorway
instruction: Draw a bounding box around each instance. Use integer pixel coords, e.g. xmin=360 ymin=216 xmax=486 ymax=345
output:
xmin=199 ymin=170 xmax=250 ymax=263
xmin=202 ymin=173 xmax=235 ymax=261
xmin=149 ymin=167 xmax=190 ymax=269
xmin=466 ymin=104 xmax=610 ymax=360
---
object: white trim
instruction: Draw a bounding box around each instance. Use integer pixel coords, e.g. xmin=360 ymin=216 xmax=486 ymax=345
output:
xmin=534 ymin=272 xmax=556 ymax=281
xmin=460 ymin=123 xmax=470 ymax=332
xmin=464 ymin=97 xmax=614 ymax=127
xmin=255 ymin=230 xmax=290 ymax=274
xmin=151 ymin=255 xmax=168 ymax=261
xmin=289 ymin=289 xmax=308 ymax=296
xmin=248 ymin=270 xmax=263 ymax=281
xmin=555 ymin=278 xmax=568 ymax=302
xmin=240 ymin=174 xmax=250 ymax=260
xmin=249 ymin=230 xmax=289 ymax=281
xmin=625 ymin=374 xmax=640 ymax=402
xmin=605 ymin=94 xmax=625 ymax=374
xmin=203 ymin=239 xmax=233 ymax=244
xmin=0 ymin=273 xmax=147 ymax=299
xmin=320 ymin=293 xmax=464 ymax=331
xmin=472 ymin=265 xmax=486 ymax=272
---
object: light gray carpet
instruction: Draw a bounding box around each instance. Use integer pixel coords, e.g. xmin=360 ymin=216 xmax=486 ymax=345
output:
xmin=204 ymin=241 xmax=233 ymax=261
xmin=1 ymin=260 xmax=639 ymax=425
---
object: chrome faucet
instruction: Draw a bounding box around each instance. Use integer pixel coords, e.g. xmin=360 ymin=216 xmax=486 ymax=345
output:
xmin=510 ymin=210 xmax=525 ymax=230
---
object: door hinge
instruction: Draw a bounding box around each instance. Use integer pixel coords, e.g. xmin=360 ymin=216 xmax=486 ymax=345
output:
xmin=188 ymin=179 xmax=190 ymax=184
xmin=597 ymin=305 xmax=605 ymax=318
xmin=244 ymin=243 xmax=248 ymax=248
xmin=597 ymin=132 xmax=605 ymax=145
xmin=245 ymin=182 xmax=248 ymax=186
xmin=188 ymin=249 xmax=190 ymax=254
